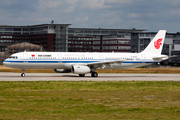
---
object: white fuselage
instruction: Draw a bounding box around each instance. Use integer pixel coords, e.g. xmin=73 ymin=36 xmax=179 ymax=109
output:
xmin=3 ymin=52 xmax=160 ymax=70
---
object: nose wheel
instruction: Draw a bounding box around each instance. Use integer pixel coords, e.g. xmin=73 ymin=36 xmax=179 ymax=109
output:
xmin=21 ymin=73 xmax=25 ymax=77
xmin=21 ymin=69 xmax=26 ymax=77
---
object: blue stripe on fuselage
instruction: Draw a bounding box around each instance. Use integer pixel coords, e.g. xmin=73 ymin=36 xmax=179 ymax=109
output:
xmin=3 ymin=59 xmax=155 ymax=64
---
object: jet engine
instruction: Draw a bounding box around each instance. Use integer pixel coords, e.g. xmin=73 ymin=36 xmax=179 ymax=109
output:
xmin=71 ymin=65 xmax=91 ymax=74
xmin=54 ymin=69 xmax=71 ymax=73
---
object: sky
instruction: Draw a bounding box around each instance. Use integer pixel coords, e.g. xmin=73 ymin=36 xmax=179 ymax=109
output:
xmin=0 ymin=0 xmax=180 ymax=33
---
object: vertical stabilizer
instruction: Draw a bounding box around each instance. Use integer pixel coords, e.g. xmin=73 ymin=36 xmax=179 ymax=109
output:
xmin=141 ymin=30 xmax=166 ymax=55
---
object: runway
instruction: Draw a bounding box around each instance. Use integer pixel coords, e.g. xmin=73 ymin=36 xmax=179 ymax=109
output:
xmin=0 ymin=72 xmax=180 ymax=81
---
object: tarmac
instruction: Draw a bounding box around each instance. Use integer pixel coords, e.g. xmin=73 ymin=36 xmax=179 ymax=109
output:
xmin=0 ymin=72 xmax=180 ymax=81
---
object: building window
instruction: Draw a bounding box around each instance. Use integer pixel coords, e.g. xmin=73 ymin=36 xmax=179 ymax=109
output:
xmin=93 ymin=31 xmax=100 ymax=34
xmin=4 ymin=32 xmax=12 ymax=34
xmin=145 ymin=34 xmax=150 ymax=37
xmin=49 ymin=26 xmax=54 ymax=29
xmin=110 ymin=31 xmax=117 ymax=34
xmin=75 ymin=30 xmax=83 ymax=33
xmin=4 ymin=28 xmax=12 ymax=31
xmin=84 ymin=30 xmax=92 ymax=33
xmin=101 ymin=31 xmax=109 ymax=34
xmin=23 ymin=28 xmax=29 ymax=31
xmin=140 ymin=39 xmax=144 ymax=44
xmin=13 ymin=32 xmax=21 ymax=35
xmin=13 ymin=28 xmax=21 ymax=31
xmin=68 ymin=30 xmax=74 ymax=33
xmin=139 ymin=34 xmax=144 ymax=37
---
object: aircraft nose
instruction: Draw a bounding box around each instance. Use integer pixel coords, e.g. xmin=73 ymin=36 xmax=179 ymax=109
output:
xmin=3 ymin=59 xmax=17 ymax=69
xmin=3 ymin=59 xmax=10 ymax=67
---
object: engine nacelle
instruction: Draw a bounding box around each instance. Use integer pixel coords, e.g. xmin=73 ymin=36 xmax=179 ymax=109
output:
xmin=71 ymin=65 xmax=91 ymax=74
xmin=54 ymin=69 xmax=71 ymax=73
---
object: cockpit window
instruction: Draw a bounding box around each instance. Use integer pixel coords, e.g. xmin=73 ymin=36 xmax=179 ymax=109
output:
xmin=8 ymin=56 xmax=18 ymax=59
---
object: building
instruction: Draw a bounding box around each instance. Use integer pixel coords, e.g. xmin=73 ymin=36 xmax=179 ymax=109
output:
xmin=68 ymin=28 xmax=145 ymax=52
xmin=0 ymin=24 xmax=70 ymax=52
xmin=93 ymin=35 xmax=131 ymax=52
xmin=0 ymin=24 xmax=144 ymax=53
xmin=131 ymin=32 xmax=180 ymax=64
xmin=131 ymin=32 xmax=156 ymax=53
xmin=0 ymin=42 xmax=43 ymax=63
xmin=68 ymin=36 xmax=93 ymax=52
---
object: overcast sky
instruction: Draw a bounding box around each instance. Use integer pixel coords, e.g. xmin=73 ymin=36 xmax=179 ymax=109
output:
xmin=0 ymin=0 xmax=180 ymax=32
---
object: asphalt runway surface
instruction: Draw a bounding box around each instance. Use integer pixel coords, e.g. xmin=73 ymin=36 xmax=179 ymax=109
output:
xmin=0 ymin=72 xmax=180 ymax=81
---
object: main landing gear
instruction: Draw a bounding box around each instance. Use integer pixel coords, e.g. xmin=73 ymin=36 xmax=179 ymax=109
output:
xmin=79 ymin=72 xmax=98 ymax=77
xmin=91 ymin=72 xmax=98 ymax=77
xmin=21 ymin=69 xmax=26 ymax=77
xmin=79 ymin=74 xmax=85 ymax=77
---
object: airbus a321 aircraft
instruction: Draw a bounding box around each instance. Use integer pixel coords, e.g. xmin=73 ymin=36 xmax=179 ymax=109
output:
xmin=3 ymin=30 xmax=168 ymax=77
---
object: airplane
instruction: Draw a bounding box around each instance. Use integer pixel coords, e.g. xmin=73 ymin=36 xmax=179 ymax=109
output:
xmin=3 ymin=30 xmax=169 ymax=77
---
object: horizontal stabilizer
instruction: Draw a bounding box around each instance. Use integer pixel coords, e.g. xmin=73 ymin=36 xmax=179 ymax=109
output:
xmin=153 ymin=55 xmax=169 ymax=61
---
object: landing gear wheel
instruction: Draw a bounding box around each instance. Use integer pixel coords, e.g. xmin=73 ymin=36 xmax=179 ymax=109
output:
xmin=21 ymin=69 xmax=26 ymax=77
xmin=79 ymin=74 xmax=85 ymax=77
xmin=91 ymin=72 xmax=98 ymax=77
xmin=21 ymin=73 xmax=25 ymax=77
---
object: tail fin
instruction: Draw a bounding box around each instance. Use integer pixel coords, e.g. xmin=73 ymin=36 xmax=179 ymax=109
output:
xmin=141 ymin=30 xmax=166 ymax=55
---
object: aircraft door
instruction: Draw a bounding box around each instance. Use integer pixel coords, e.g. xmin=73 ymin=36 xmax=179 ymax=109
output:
xmin=141 ymin=54 xmax=146 ymax=63
xmin=23 ymin=53 xmax=28 ymax=63
xmin=58 ymin=54 xmax=62 ymax=63
xmin=99 ymin=55 xmax=104 ymax=61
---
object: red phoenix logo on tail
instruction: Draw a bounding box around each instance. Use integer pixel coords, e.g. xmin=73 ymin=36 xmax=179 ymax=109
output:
xmin=154 ymin=38 xmax=163 ymax=49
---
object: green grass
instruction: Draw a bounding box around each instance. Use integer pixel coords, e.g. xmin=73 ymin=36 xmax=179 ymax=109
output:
xmin=0 ymin=81 xmax=180 ymax=119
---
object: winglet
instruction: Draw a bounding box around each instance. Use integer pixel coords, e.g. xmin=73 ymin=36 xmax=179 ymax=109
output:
xmin=141 ymin=30 xmax=166 ymax=55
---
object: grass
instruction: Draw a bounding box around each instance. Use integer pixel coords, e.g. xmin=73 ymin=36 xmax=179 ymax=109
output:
xmin=0 ymin=81 xmax=180 ymax=119
xmin=1 ymin=65 xmax=180 ymax=73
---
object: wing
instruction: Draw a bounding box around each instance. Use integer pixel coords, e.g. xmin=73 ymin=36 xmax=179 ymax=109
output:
xmin=89 ymin=60 xmax=126 ymax=69
xmin=76 ymin=60 xmax=126 ymax=69
xmin=87 ymin=60 xmax=125 ymax=65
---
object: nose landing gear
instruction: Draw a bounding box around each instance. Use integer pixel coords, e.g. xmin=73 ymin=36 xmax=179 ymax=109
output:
xmin=21 ymin=69 xmax=26 ymax=77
